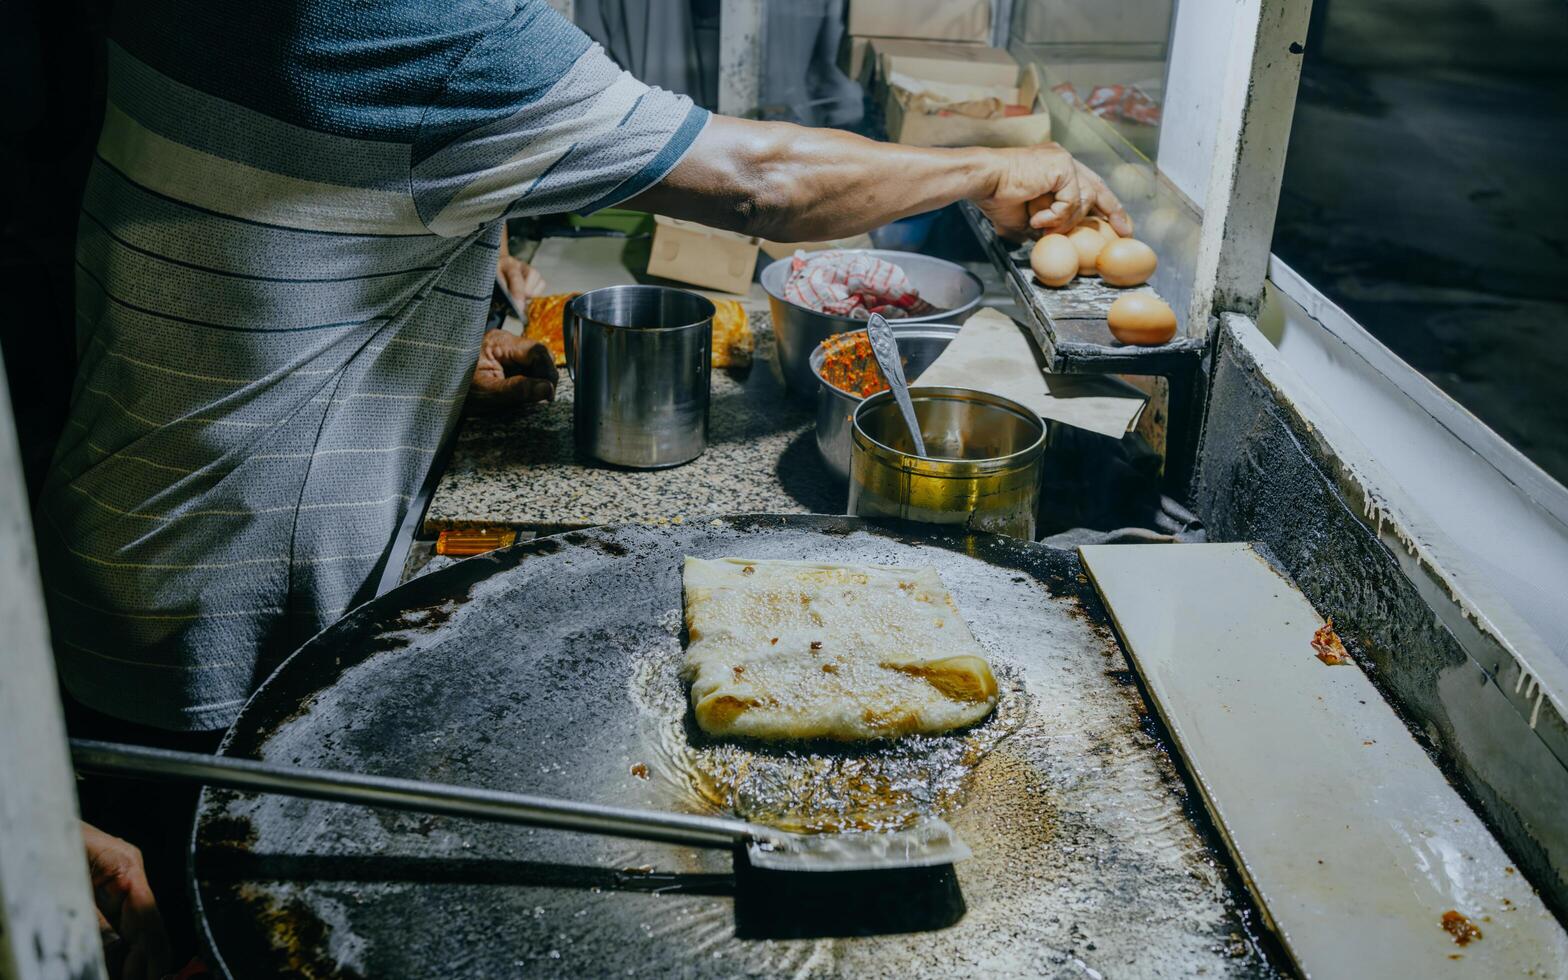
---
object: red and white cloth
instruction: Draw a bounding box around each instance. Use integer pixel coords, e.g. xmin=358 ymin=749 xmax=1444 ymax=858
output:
xmin=782 ymin=250 xmax=936 ymax=319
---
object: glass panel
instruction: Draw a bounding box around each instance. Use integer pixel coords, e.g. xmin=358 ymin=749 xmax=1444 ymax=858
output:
xmin=1274 ymin=0 xmax=1568 ymax=489
xmin=1007 ymin=0 xmax=1174 ymax=160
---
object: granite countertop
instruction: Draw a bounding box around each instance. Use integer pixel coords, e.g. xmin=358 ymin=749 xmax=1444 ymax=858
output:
xmin=422 ymin=313 xmax=846 ymax=532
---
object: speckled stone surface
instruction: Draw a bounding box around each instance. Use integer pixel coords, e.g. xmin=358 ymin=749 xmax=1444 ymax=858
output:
xmin=423 ymin=314 xmax=845 ymax=531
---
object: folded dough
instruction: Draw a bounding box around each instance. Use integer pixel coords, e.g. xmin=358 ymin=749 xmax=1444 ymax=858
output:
xmin=681 ymin=557 xmax=998 ymax=741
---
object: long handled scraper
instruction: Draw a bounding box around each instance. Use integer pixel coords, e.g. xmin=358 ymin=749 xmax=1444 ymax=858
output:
xmin=70 ymin=739 xmax=970 ymax=873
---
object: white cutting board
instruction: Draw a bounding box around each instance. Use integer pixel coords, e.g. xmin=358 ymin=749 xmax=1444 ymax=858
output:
xmin=1080 ymin=542 xmax=1568 ymax=979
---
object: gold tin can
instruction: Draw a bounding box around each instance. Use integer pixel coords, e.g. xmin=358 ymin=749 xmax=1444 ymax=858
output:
xmin=849 ymin=387 xmax=1046 ymax=540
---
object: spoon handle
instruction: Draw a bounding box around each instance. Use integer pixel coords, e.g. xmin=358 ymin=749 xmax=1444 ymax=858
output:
xmin=866 ymin=313 xmax=927 ymax=458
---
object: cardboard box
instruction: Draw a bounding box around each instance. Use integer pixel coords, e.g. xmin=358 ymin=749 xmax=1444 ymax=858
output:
xmin=848 ymin=0 xmax=991 ymax=43
xmin=883 ymin=66 xmax=1051 ymax=148
xmin=759 ymin=233 xmax=876 ymax=261
xmin=645 ymin=217 xmax=760 ymax=295
xmin=1016 ymin=0 xmax=1174 ymax=47
xmin=840 ymin=34 xmax=886 ymax=81
xmin=869 ymin=39 xmax=1019 ymax=92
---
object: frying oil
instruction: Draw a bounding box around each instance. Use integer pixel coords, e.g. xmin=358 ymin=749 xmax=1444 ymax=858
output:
xmin=630 ymin=637 xmax=1026 ymax=833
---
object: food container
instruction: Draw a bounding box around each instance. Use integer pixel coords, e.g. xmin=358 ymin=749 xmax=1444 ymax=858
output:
xmin=809 ymin=323 xmax=960 ymax=481
xmin=760 ymin=249 xmax=983 ymax=397
xmin=564 ymin=285 xmax=714 ymax=469
xmin=849 ymin=387 xmax=1046 ymax=539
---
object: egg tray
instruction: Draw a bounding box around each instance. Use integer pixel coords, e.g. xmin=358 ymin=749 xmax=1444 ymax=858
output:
xmin=957 ymin=202 xmax=1205 ymax=376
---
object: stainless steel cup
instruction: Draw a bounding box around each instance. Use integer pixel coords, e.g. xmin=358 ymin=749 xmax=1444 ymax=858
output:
xmin=565 ymin=286 xmax=715 ymax=469
xmin=849 ymin=387 xmax=1047 ymax=540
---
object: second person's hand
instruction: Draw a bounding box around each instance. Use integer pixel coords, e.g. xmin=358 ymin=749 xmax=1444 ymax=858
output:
xmin=497 ymin=251 xmax=546 ymax=305
xmin=83 ymin=822 xmax=170 ymax=980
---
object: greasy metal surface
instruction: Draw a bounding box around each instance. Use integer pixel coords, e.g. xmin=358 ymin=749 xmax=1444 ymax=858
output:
xmin=193 ymin=516 xmax=1277 ymax=978
xmin=1195 ymin=322 xmax=1568 ymax=920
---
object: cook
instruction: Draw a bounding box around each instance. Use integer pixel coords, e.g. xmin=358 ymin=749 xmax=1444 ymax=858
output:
xmin=41 ymin=0 xmax=1128 ymax=743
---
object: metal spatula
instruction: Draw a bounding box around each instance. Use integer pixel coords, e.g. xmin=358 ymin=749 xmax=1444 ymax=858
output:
xmin=865 ymin=312 xmax=927 ymax=458
xmin=70 ymin=740 xmax=969 ymax=873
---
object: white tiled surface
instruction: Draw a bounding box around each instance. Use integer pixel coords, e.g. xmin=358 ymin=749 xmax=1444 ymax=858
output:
xmin=1081 ymin=542 xmax=1568 ymax=978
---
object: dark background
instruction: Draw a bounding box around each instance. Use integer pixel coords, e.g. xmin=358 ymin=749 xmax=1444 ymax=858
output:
xmin=1 ymin=0 xmax=108 ymax=499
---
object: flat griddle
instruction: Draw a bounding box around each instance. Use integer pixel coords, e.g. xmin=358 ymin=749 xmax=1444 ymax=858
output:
xmin=191 ymin=516 xmax=1277 ymax=978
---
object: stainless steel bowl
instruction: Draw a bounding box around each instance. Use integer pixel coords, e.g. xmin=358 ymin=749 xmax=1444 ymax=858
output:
xmin=848 ymin=387 xmax=1047 ymax=540
xmin=761 ymin=249 xmax=984 ymax=397
xmin=809 ymin=323 xmax=961 ymax=482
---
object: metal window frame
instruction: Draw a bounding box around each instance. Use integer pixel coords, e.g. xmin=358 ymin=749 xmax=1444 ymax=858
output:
xmin=1266 ymin=258 xmax=1568 ymax=531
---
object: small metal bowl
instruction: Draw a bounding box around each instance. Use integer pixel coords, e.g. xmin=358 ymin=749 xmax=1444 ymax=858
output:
xmin=761 ymin=250 xmax=984 ymax=397
xmin=848 ymin=387 xmax=1047 ymax=540
xmin=809 ymin=324 xmax=961 ymax=482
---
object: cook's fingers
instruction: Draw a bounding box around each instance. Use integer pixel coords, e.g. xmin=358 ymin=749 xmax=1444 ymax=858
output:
xmin=490 ymin=335 xmax=559 ymax=383
xmin=94 ymin=882 xmax=125 ymax=928
xmin=502 ymin=268 xmax=529 ymax=304
xmin=516 ymin=338 xmax=559 ymax=382
xmin=1028 ymin=182 xmax=1084 ymax=231
xmin=1029 ymin=198 xmax=1074 ymax=231
xmin=120 ymin=893 xmax=169 ymax=980
xmin=1053 ymin=163 xmax=1087 ymax=229
xmin=1020 ymin=152 xmax=1076 ymax=231
xmin=494 ymin=375 xmax=556 ymax=404
xmin=1094 ymin=186 xmax=1133 ymax=236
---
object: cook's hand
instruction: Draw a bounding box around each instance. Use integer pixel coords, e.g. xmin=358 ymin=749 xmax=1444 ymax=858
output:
xmin=978 ymin=143 xmax=1131 ymax=241
xmin=497 ymin=251 xmax=546 ymax=305
xmin=468 ymin=329 xmax=557 ymax=414
xmin=83 ymin=822 xmax=170 ymax=980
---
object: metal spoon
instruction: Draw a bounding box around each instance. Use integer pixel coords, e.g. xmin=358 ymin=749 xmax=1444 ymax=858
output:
xmin=865 ymin=312 xmax=928 ymax=458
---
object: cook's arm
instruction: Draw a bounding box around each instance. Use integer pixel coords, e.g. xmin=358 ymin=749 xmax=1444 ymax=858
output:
xmin=627 ymin=115 xmax=1130 ymax=244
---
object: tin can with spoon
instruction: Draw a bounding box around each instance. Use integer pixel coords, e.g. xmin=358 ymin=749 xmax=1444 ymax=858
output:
xmin=848 ymin=387 xmax=1047 ymax=540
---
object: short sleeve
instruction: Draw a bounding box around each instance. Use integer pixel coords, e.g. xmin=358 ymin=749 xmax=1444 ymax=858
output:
xmin=410 ymin=0 xmax=708 ymax=237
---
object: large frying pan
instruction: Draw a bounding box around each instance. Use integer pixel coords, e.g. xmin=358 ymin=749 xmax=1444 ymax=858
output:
xmin=191 ymin=516 xmax=1276 ymax=978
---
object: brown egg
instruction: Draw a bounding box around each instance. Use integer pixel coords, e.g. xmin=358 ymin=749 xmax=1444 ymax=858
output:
xmin=1030 ymin=234 xmax=1078 ymax=287
xmin=1107 ymin=293 xmax=1177 ymax=345
xmin=1084 ymin=216 xmax=1117 ymax=239
xmin=1096 ymin=238 xmax=1159 ymax=287
xmin=1067 ymin=225 xmax=1110 ymax=276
